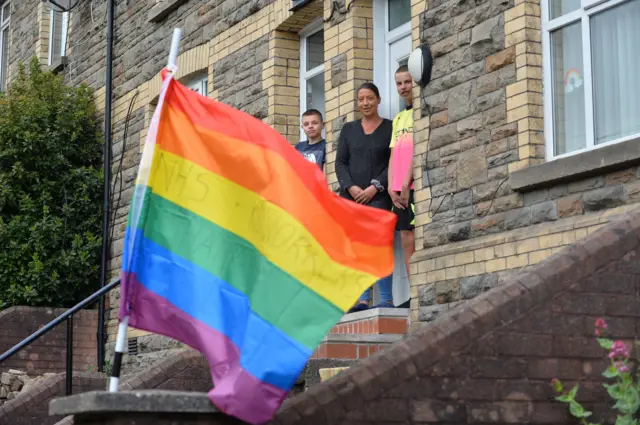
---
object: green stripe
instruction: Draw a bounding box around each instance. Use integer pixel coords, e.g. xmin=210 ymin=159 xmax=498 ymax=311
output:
xmin=134 ymin=188 xmax=343 ymax=350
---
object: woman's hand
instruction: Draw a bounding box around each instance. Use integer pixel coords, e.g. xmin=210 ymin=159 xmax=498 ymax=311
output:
xmin=348 ymin=186 xmax=364 ymax=200
xmin=355 ymin=185 xmax=377 ymax=204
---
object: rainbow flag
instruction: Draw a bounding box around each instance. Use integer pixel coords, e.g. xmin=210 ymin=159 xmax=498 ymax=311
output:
xmin=119 ymin=70 xmax=396 ymax=424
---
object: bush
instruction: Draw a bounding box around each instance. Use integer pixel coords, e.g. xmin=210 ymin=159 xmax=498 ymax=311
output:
xmin=0 ymin=58 xmax=103 ymax=309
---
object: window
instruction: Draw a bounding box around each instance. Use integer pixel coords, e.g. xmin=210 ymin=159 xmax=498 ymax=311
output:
xmin=542 ymin=0 xmax=640 ymax=159
xmin=185 ymin=74 xmax=208 ymax=96
xmin=48 ymin=10 xmax=69 ymax=66
xmin=373 ymin=0 xmax=412 ymax=119
xmin=0 ymin=1 xmax=9 ymax=91
xmin=299 ymin=21 xmax=325 ymax=139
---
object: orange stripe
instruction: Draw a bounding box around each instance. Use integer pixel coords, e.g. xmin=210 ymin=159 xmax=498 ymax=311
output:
xmin=162 ymin=79 xmax=396 ymax=247
xmin=156 ymin=104 xmax=395 ymax=274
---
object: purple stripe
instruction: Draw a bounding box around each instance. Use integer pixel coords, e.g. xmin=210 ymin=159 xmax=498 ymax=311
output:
xmin=120 ymin=272 xmax=288 ymax=424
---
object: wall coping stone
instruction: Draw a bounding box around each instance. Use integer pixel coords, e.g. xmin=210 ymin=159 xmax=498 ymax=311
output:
xmin=337 ymin=307 xmax=409 ymax=323
xmin=49 ymin=390 xmax=219 ymax=416
xmin=510 ymin=136 xmax=640 ymax=192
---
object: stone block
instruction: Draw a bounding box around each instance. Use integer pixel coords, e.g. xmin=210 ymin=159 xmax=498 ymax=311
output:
xmin=470 ymin=15 xmax=504 ymax=61
xmin=558 ymin=195 xmax=584 ymax=217
xmin=453 ymin=189 xmax=473 ymax=207
xmin=448 ymin=80 xmax=477 ymax=122
xmin=505 ymin=207 xmax=532 ymax=230
xmin=448 ymin=221 xmax=472 ymax=241
xmin=420 ymin=284 xmax=437 ymax=306
xmin=457 ymin=146 xmax=488 ymax=189
xmin=460 ymin=273 xmax=499 ymax=299
xmin=0 ymin=373 xmax=15 ymax=387
xmin=331 ymin=53 xmax=348 ymax=87
xmin=485 ymin=46 xmax=516 ymax=73
xmin=531 ymin=200 xmax=558 ymax=224
xmin=582 ymin=185 xmax=628 ymax=212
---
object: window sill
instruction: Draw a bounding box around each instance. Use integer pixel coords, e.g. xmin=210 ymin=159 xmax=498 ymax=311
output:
xmin=148 ymin=0 xmax=188 ymax=23
xmin=290 ymin=0 xmax=314 ymax=11
xmin=48 ymin=56 xmax=68 ymax=73
xmin=510 ymin=136 xmax=640 ymax=192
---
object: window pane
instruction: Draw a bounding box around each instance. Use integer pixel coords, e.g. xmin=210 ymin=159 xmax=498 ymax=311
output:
xmin=551 ymin=22 xmax=586 ymax=156
xmin=0 ymin=27 xmax=8 ymax=91
xmin=1 ymin=3 xmax=9 ymax=24
xmin=307 ymin=72 xmax=325 ymax=118
xmin=548 ymin=0 xmax=580 ymax=20
xmin=306 ymin=30 xmax=324 ymax=70
xmin=51 ymin=11 xmax=63 ymax=63
xmin=389 ymin=0 xmax=411 ymax=31
xmin=591 ymin=0 xmax=640 ymax=145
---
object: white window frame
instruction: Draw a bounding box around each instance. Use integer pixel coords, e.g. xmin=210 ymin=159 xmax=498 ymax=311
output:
xmin=185 ymin=74 xmax=208 ymax=96
xmin=0 ymin=0 xmax=10 ymax=92
xmin=299 ymin=19 xmax=325 ymax=140
xmin=373 ymin=0 xmax=412 ymax=120
xmin=48 ymin=9 xmax=69 ymax=66
xmin=542 ymin=0 xmax=640 ymax=160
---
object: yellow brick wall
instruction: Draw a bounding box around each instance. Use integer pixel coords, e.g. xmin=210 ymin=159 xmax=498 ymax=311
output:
xmin=504 ymin=1 xmax=544 ymax=171
xmin=323 ymin=0 xmax=374 ymax=191
xmin=35 ymin=2 xmax=50 ymax=65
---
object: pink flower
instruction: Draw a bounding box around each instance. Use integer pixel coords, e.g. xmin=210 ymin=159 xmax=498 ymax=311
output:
xmin=595 ymin=329 xmax=601 ymax=337
xmin=595 ymin=318 xmax=608 ymax=329
xmin=551 ymin=378 xmax=563 ymax=393
xmin=615 ymin=361 xmax=630 ymax=373
xmin=609 ymin=340 xmax=630 ymax=360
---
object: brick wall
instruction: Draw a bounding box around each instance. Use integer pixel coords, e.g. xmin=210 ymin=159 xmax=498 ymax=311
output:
xmin=0 ymin=307 xmax=98 ymax=375
xmin=268 ymin=209 xmax=640 ymax=425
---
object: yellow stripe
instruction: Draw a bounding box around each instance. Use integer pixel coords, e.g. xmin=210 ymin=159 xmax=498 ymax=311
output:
xmin=146 ymin=148 xmax=379 ymax=311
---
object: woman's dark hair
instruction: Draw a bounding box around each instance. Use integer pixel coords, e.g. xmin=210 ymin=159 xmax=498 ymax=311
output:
xmin=357 ymin=82 xmax=381 ymax=99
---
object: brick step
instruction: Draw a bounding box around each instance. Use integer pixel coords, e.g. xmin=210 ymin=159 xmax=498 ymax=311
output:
xmin=330 ymin=307 xmax=409 ymax=335
xmin=312 ymin=307 xmax=409 ymax=360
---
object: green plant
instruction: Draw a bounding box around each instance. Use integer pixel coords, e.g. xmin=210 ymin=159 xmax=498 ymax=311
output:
xmin=0 ymin=58 xmax=103 ymax=308
xmin=552 ymin=318 xmax=640 ymax=425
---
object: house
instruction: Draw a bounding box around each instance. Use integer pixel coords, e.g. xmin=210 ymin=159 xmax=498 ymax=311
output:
xmin=1 ymin=0 xmax=639 ymax=370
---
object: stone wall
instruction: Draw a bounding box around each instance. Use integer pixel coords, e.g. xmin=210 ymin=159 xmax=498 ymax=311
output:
xmin=406 ymin=0 xmax=640 ymax=329
xmin=0 ymin=307 xmax=98 ymax=375
xmin=212 ymin=35 xmax=270 ymax=119
xmin=266 ymin=209 xmax=640 ymax=425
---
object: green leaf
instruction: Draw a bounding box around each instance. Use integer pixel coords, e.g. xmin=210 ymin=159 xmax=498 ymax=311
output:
xmin=569 ymin=401 xmax=591 ymax=418
xmin=556 ymin=394 xmax=572 ymax=403
xmin=597 ymin=338 xmax=614 ymax=350
xmin=569 ymin=385 xmax=580 ymax=399
xmin=615 ymin=415 xmax=635 ymax=425
xmin=603 ymin=365 xmax=619 ymax=379
xmin=606 ymin=383 xmax=625 ymax=400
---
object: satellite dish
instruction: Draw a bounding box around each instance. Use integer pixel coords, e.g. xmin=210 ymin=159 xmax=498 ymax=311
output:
xmin=408 ymin=45 xmax=433 ymax=88
xmin=41 ymin=0 xmax=75 ymax=12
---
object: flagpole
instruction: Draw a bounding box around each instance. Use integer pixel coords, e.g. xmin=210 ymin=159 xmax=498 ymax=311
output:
xmin=107 ymin=27 xmax=183 ymax=393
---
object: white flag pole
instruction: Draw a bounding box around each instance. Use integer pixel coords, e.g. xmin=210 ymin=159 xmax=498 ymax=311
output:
xmin=107 ymin=27 xmax=183 ymax=394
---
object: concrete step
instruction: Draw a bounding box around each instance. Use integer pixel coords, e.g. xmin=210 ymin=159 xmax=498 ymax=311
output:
xmin=318 ymin=367 xmax=350 ymax=382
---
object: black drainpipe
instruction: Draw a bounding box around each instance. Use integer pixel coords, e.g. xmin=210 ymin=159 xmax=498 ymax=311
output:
xmin=97 ymin=0 xmax=115 ymax=372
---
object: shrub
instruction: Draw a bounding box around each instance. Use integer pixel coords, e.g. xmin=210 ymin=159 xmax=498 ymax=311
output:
xmin=0 ymin=58 xmax=103 ymax=309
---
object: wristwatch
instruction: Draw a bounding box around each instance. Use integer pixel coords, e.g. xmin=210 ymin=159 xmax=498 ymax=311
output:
xmin=371 ymin=179 xmax=384 ymax=193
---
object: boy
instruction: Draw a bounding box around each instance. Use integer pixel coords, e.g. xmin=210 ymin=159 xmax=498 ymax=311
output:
xmin=388 ymin=65 xmax=415 ymax=278
xmin=295 ymin=109 xmax=326 ymax=171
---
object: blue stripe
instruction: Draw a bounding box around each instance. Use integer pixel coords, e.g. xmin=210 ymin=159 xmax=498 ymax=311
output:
xmin=123 ymin=228 xmax=312 ymax=391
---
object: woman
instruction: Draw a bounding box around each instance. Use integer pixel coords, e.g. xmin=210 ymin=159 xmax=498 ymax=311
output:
xmin=335 ymin=82 xmax=394 ymax=313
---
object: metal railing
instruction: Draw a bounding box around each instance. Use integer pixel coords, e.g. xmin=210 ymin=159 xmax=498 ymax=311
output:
xmin=0 ymin=278 xmax=121 ymax=396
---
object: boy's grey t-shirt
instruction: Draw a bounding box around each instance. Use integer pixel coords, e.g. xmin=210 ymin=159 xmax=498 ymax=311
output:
xmin=295 ymin=139 xmax=326 ymax=170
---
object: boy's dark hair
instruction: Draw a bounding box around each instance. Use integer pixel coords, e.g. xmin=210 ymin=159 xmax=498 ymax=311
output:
xmin=357 ymin=82 xmax=381 ymax=99
xmin=396 ymin=64 xmax=409 ymax=74
xmin=302 ymin=109 xmax=323 ymax=121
